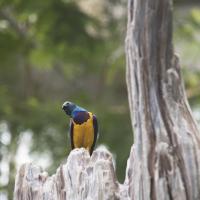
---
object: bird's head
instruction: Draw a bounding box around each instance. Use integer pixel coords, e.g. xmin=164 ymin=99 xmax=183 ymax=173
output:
xmin=62 ymin=101 xmax=76 ymax=117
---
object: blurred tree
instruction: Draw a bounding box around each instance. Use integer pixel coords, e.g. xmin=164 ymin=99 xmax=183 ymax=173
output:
xmin=0 ymin=0 xmax=131 ymax=199
xmin=174 ymin=5 xmax=200 ymax=106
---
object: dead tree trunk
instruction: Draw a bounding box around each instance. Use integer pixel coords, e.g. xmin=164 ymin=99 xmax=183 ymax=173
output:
xmin=125 ymin=0 xmax=200 ymax=199
xmin=14 ymin=0 xmax=200 ymax=199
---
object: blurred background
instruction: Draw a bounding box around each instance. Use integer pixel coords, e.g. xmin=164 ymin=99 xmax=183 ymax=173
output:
xmin=0 ymin=0 xmax=200 ymax=199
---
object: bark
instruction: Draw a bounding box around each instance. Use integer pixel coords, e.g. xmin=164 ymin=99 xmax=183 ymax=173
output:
xmin=125 ymin=0 xmax=200 ymax=199
xmin=14 ymin=0 xmax=200 ymax=199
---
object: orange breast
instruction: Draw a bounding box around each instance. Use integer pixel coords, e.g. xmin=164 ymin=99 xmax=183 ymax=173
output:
xmin=72 ymin=112 xmax=94 ymax=151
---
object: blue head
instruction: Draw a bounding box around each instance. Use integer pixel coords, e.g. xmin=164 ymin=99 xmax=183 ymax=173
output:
xmin=62 ymin=101 xmax=86 ymax=117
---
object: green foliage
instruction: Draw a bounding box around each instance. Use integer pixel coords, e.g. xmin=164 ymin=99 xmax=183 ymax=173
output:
xmin=174 ymin=6 xmax=200 ymax=106
xmin=0 ymin=1 xmax=131 ymax=198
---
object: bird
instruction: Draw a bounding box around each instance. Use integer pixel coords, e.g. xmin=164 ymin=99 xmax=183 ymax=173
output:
xmin=62 ymin=101 xmax=98 ymax=155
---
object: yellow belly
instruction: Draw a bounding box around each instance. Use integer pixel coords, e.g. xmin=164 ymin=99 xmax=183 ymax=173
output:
xmin=73 ymin=113 xmax=94 ymax=151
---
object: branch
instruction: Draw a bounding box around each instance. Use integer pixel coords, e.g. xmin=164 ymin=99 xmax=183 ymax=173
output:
xmin=0 ymin=7 xmax=28 ymax=38
xmin=0 ymin=6 xmax=36 ymax=49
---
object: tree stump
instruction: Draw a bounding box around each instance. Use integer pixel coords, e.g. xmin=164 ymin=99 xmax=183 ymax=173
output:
xmin=14 ymin=0 xmax=200 ymax=199
xmin=14 ymin=147 xmax=129 ymax=200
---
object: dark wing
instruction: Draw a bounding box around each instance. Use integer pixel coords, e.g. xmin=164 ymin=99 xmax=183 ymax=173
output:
xmin=69 ymin=120 xmax=74 ymax=149
xmin=90 ymin=115 xmax=98 ymax=155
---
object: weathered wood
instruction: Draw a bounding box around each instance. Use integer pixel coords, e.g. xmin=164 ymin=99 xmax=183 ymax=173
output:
xmin=14 ymin=0 xmax=200 ymax=199
xmin=125 ymin=0 xmax=200 ymax=200
xmin=14 ymin=147 xmax=129 ymax=200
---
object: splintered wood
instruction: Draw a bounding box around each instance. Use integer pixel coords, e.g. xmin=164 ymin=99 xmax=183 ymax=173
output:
xmin=14 ymin=147 xmax=129 ymax=200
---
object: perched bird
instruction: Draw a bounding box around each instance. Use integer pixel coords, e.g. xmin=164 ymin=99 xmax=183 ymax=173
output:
xmin=62 ymin=101 xmax=98 ymax=155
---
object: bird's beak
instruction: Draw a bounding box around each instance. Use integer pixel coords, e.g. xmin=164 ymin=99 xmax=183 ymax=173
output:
xmin=62 ymin=102 xmax=68 ymax=111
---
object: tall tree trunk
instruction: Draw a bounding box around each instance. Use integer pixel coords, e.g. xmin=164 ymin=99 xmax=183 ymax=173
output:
xmin=14 ymin=0 xmax=200 ymax=199
xmin=125 ymin=0 xmax=200 ymax=199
